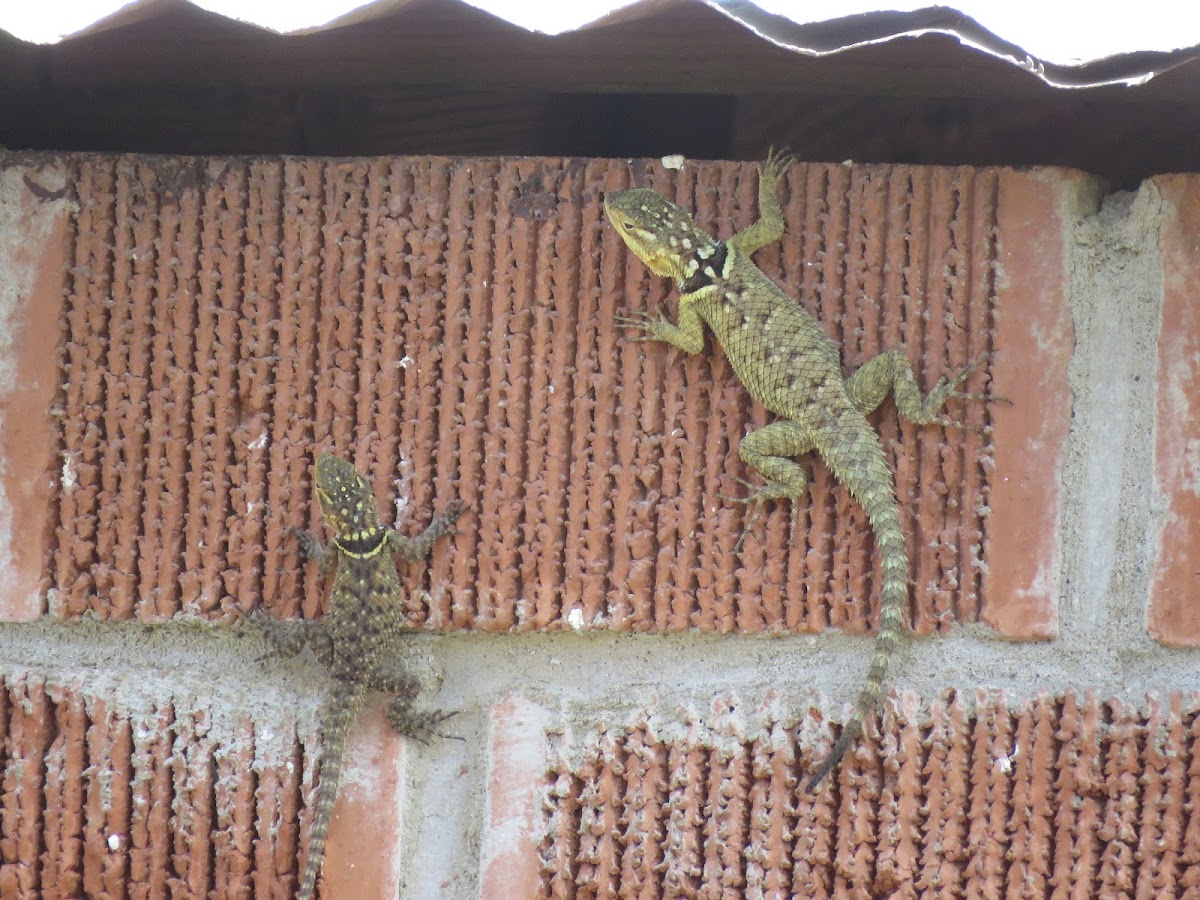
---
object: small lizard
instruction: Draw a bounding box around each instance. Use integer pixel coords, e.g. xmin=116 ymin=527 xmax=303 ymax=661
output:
xmin=250 ymin=453 xmax=467 ymax=899
xmin=605 ymin=149 xmax=988 ymax=791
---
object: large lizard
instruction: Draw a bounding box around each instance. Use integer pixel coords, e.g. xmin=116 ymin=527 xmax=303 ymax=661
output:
xmin=250 ymin=453 xmax=466 ymax=898
xmin=604 ymin=149 xmax=987 ymax=790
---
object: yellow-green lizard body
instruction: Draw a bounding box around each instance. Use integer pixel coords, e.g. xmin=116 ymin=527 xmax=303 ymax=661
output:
xmin=605 ymin=150 xmax=984 ymax=790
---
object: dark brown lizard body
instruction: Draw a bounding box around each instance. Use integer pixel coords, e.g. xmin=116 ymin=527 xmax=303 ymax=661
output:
xmin=251 ymin=453 xmax=466 ymax=899
xmin=605 ymin=150 xmax=988 ymax=790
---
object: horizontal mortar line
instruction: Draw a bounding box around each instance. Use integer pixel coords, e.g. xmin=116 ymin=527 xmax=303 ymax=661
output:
xmin=0 ymin=620 xmax=1196 ymax=724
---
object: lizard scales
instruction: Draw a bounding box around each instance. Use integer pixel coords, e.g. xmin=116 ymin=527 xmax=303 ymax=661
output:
xmin=605 ymin=149 xmax=983 ymax=790
xmin=252 ymin=453 xmax=466 ymax=898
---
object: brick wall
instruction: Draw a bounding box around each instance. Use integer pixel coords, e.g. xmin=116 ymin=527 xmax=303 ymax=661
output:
xmin=0 ymin=154 xmax=1196 ymax=897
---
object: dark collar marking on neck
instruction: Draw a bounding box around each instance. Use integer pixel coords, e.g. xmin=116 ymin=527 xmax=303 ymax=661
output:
xmin=679 ymin=242 xmax=727 ymax=294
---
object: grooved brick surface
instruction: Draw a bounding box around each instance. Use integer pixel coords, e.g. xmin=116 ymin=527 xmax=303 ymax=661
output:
xmin=0 ymin=673 xmax=324 ymax=898
xmin=1150 ymin=174 xmax=1200 ymax=647
xmin=535 ymin=691 xmax=1200 ymax=898
xmin=5 ymin=154 xmax=1067 ymax=635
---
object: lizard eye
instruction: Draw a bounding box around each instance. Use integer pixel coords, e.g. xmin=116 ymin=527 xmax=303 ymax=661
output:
xmin=622 ymin=221 xmax=635 ymax=231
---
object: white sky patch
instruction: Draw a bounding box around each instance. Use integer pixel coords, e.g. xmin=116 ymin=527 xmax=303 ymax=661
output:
xmin=3 ymin=0 xmax=1200 ymax=64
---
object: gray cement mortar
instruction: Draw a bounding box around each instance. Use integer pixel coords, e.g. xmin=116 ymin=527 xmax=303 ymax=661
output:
xmin=1 ymin=169 xmax=1198 ymax=898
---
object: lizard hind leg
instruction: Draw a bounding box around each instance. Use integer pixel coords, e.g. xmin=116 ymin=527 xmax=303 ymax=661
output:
xmin=371 ymin=669 xmax=464 ymax=745
xmin=729 ymin=420 xmax=815 ymax=551
xmin=388 ymin=699 xmax=462 ymax=746
xmin=247 ymin=610 xmax=334 ymax=668
xmin=845 ymin=349 xmax=996 ymax=431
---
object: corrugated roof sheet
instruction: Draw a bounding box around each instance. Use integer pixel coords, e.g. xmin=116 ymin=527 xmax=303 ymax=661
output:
xmin=4 ymin=0 xmax=1200 ymax=89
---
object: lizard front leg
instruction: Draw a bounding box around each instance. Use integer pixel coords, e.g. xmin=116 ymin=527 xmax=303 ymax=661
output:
xmin=289 ymin=526 xmax=337 ymax=579
xmin=845 ymin=348 xmax=989 ymax=428
xmin=730 ymin=420 xmax=816 ymax=548
xmin=727 ymin=147 xmax=795 ymax=256
xmin=614 ymin=294 xmax=706 ymax=354
xmin=388 ymin=499 xmax=470 ymax=563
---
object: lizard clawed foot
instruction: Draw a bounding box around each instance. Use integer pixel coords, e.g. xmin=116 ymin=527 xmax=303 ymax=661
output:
xmin=763 ymin=146 xmax=797 ymax=181
xmin=287 ymin=526 xmax=324 ymax=560
xmin=721 ymin=478 xmax=791 ymax=553
xmin=614 ymin=307 xmax=670 ymax=340
xmin=388 ymin=707 xmax=462 ymax=745
xmin=923 ymin=354 xmax=1009 ymax=430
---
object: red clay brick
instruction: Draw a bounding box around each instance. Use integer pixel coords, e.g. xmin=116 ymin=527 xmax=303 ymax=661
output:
xmin=0 ymin=673 xmax=320 ymax=898
xmin=0 ymin=164 xmax=72 ymax=621
xmin=533 ymin=690 xmax=1200 ymax=898
xmin=981 ymin=169 xmax=1081 ymax=640
xmin=321 ymin=704 xmax=406 ymax=900
xmin=1150 ymin=174 xmax=1200 ymax=647
xmin=6 ymin=154 xmax=1068 ymax=636
xmin=480 ymin=694 xmax=551 ymax=900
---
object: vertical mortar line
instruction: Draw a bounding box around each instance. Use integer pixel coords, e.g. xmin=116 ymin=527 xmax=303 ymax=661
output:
xmin=211 ymin=162 xmax=250 ymax=619
xmin=82 ymin=159 xmax=119 ymax=616
xmin=47 ymin=157 xmax=84 ymax=612
xmin=783 ymin=163 xmax=822 ymax=633
xmin=369 ymin=158 xmax=403 ymax=533
xmin=908 ymin=167 xmax=938 ymax=636
xmin=957 ymin=169 xmax=992 ymax=624
xmin=264 ymin=158 xmax=312 ymax=618
xmin=20 ymin=677 xmax=52 ymax=896
xmin=574 ymin=161 xmax=632 ymax=629
xmin=889 ymin=167 xmax=918 ymax=637
xmin=590 ymin=161 xmax=634 ymax=630
xmin=341 ymin=160 xmax=372 ymax=474
xmin=929 ymin=168 xmax=960 ymax=634
xmin=305 ymin=159 xmax=334 ymax=617
xmin=199 ymin=715 xmax=220 ymax=897
xmin=475 ymin=158 xmax=521 ymax=629
xmin=948 ymin=169 xmax=971 ymax=628
xmin=325 ymin=162 xmax=361 ymax=454
xmin=146 ymin=166 xmax=190 ymax=620
xmin=434 ymin=157 xmax=484 ymax=627
xmin=955 ymin=167 xmax=984 ymax=627
xmin=233 ymin=160 xmax=274 ymax=618
xmin=390 ymin=157 xmax=427 ymax=625
xmin=469 ymin=158 xmax=502 ymax=627
xmin=880 ymin=165 xmax=911 ymax=631
xmin=689 ymin=161 xmax=732 ymax=633
xmin=123 ymin=161 xmax=162 ymax=622
xmin=308 ymin=158 xmax=334 ymax=450
xmin=823 ymin=164 xmax=860 ymax=634
xmin=696 ymin=743 xmax=720 ymax=895
xmin=519 ymin=157 xmax=576 ymax=629
xmin=179 ymin=166 xmax=220 ymax=617
xmin=105 ymin=700 xmax=135 ymax=893
xmin=845 ymin=167 xmax=878 ymax=635
xmin=401 ymin=156 xmax=452 ymax=628
xmin=503 ymin=159 xmax=564 ymax=627
xmin=726 ymin=160 xmax=770 ymax=635
xmin=95 ymin=158 xmax=138 ymax=620
xmin=358 ymin=159 xmax=385 ymax=473
xmin=810 ymin=164 xmax=841 ymax=633
xmin=978 ymin=172 xmax=1002 ymax=624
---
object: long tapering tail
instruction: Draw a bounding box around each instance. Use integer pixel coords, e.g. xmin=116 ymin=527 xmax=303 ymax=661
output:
xmin=298 ymin=687 xmax=365 ymax=900
xmin=806 ymin=499 xmax=907 ymax=792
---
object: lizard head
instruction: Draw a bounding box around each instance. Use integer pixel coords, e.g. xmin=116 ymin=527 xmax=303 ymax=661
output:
xmin=605 ymin=188 xmax=715 ymax=280
xmin=313 ymin=453 xmax=386 ymax=557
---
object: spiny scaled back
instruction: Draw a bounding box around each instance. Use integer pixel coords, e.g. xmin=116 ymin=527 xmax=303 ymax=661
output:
xmin=252 ymin=451 xmax=467 ymax=900
xmin=605 ymin=148 xmax=988 ymax=791
xmin=314 ymin=452 xmax=386 ymax=558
